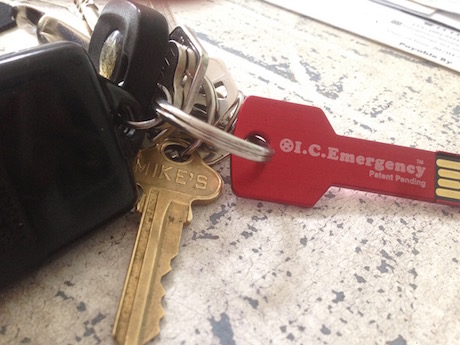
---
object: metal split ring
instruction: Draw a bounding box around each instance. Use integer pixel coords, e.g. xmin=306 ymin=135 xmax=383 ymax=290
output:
xmin=181 ymin=75 xmax=218 ymax=156
xmin=119 ymin=96 xmax=274 ymax=162
xmin=155 ymin=99 xmax=274 ymax=162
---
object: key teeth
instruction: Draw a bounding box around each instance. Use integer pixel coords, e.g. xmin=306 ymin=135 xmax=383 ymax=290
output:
xmin=143 ymin=253 xmax=178 ymax=343
xmin=140 ymin=285 xmax=165 ymax=344
xmin=147 ymin=308 xmax=164 ymax=343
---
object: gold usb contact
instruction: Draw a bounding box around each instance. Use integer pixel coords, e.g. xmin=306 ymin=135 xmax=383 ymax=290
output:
xmin=435 ymin=155 xmax=460 ymax=202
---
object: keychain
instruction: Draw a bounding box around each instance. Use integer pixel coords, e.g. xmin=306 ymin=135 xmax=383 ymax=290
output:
xmin=0 ymin=1 xmax=458 ymax=344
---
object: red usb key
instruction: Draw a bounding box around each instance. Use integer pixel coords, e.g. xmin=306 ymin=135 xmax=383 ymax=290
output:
xmin=231 ymin=96 xmax=460 ymax=208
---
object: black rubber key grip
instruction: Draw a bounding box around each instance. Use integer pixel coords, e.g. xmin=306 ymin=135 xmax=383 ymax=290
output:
xmin=89 ymin=0 xmax=169 ymax=116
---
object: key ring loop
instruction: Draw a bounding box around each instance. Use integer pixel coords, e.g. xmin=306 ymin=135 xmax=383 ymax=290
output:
xmin=181 ymin=75 xmax=218 ymax=156
xmin=155 ymin=99 xmax=274 ymax=162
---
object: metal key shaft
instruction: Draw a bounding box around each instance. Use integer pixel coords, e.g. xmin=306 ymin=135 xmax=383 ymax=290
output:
xmin=113 ymin=140 xmax=222 ymax=345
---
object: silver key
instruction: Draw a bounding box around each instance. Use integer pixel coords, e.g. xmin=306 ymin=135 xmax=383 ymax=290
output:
xmin=12 ymin=0 xmax=94 ymax=48
xmin=207 ymin=58 xmax=239 ymax=120
xmin=169 ymin=25 xmax=209 ymax=114
xmin=150 ymin=26 xmax=210 ymax=147
xmin=179 ymin=58 xmax=242 ymax=164
xmin=73 ymin=0 xmax=99 ymax=33
xmin=157 ymin=40 xmax=189 ymax=109
xmin=141 ymin=26 xmax=260 ymax=163
xmin=153 ymin=43 xmax=244 ymax=164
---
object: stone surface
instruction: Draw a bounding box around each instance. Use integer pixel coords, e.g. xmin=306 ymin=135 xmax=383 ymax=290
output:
xmin=0 ymin=0 xmax=459 ymax=344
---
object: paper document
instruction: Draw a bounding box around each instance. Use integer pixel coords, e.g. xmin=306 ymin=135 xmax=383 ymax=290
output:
xmin=412 ymin=0 xmax=460 ymax=14
xmin=374 ymin=0 xmax=460 ymax=30
xmin=262 ymin=0 xmax=460 ymax=73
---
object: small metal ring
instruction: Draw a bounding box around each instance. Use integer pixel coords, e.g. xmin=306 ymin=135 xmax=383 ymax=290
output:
xmin=118 ymin=84 xmax=173 ymax=130
xmin=182 ymin=75 xmax=218 ymax=156
xmin=217 ymin=91 xmax=245 ymax=132
xmin=155 ymin=98 xmax=274 ymax=162
xmin=120 ymin=114 xmax=163 ymax=130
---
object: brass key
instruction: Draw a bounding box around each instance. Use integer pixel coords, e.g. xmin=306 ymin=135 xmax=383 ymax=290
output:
xmin=113 ymin=140 xmax=223 ymax=345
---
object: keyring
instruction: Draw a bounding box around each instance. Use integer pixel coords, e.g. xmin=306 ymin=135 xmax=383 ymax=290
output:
xmin=181 ymin=75 xmax=218 ymax=156
xmin=155 ymin=99 xmax=274 ymax=162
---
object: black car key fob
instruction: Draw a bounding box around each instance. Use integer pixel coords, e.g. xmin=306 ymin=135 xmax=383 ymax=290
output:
xmin=88 ymin=0 xmax=169 ymax=115
xmin=0 ymin=42 xmax=142 ymax=287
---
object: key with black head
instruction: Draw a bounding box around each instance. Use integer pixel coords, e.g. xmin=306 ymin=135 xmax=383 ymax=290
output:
xmin=88 ymin=0 xmax=169 ymax=116
xmin=164 ymin=25 xmax=209 ymax=115
xmin=0 ymin=41 xmax=145 ymax=288
xmin=11 ymin=0 xmax=169 ymax=119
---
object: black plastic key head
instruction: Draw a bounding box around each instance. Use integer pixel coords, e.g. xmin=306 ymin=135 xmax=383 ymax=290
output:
xmin=88 ymin=0 xmax=169 ymax=116
xmin=0 ymin=42 xmax=141 ymax=287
